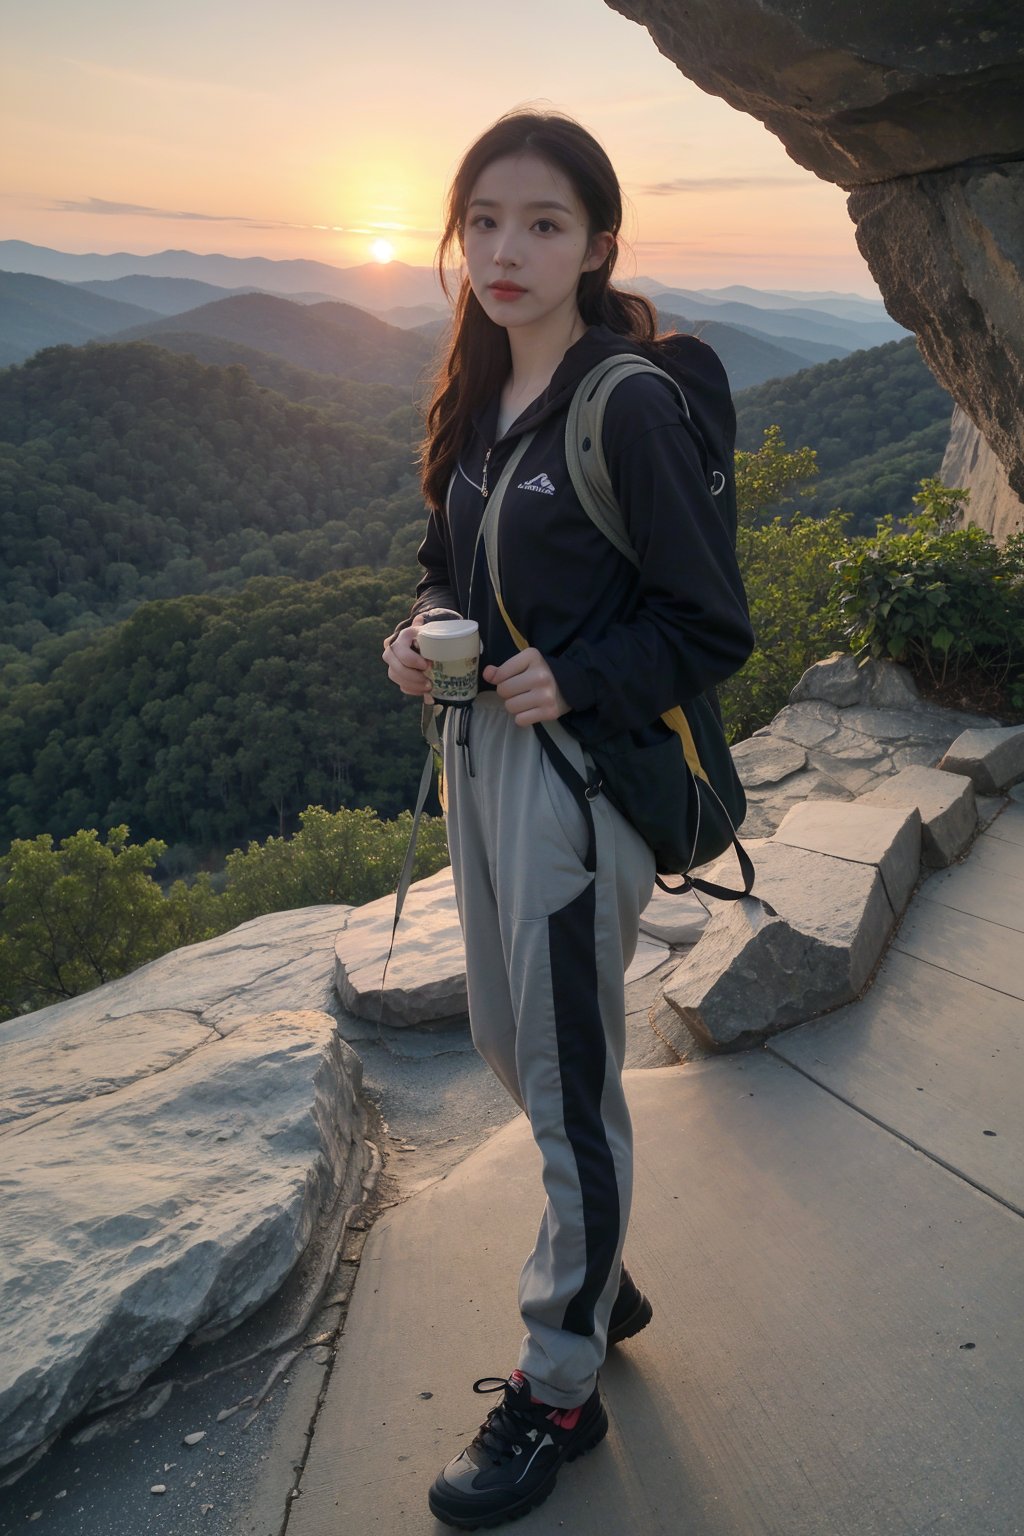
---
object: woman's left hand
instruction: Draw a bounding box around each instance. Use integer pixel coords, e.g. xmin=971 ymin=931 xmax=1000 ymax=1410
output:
xmin=483 ymin=649 xmax=571 ymax=727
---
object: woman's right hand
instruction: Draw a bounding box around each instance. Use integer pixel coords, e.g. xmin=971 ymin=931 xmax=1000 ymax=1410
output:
xmin=382 ymin=615 xmax=434 ymax=702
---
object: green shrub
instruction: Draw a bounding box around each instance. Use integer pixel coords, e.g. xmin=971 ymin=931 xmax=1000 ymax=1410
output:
xmin=832 ymin=480 xmax=1024 ymax=716
xmin=217 ymin=804 xmax=449 ymax=924
xmin=735 ymin=423 xmax=819 ymax=528
xmin=720 ymin=507 xmax=852 ymax=742
xmin=0 ymin=806 xmax=450 ymax=1019
xmin=718 ymin=424 xmax=851 ymax=739
xmin=0 ymin=825 xmax=190 ymax=1015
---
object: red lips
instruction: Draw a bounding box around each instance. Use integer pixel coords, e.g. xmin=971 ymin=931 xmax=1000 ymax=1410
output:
xmin=490 ymin=282 xmax=526 ymax=294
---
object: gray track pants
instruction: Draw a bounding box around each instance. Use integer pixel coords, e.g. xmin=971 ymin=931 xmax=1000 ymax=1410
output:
xmin=442 ymin=692 xmax=656 ymax=1408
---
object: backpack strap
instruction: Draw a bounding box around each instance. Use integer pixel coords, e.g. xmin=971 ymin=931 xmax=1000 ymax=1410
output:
xmin=564 ymin=354 xmax=690 ymax=566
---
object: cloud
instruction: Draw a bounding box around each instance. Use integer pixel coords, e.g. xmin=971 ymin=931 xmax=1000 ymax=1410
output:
xmin=62 ymin=56 xmax=271 ymax=104
xmin=45 ymin=197 xmax=439 ymax=237
xmin=636 ymin=175 xmax=811 ymax=196
xmin=48 ymin=196 xmax=265 ymax=223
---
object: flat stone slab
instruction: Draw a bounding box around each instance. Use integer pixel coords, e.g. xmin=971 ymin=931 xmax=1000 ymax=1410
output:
xmin=0 ymin=905 xmax=351 ymax=1044
xmin=336 ymin=865 xmax=669 ymax=1028
xmin=771 ymin=799 xmax=922 ymax=915
xmin=335 ymin=866 xmax=467 ymax=1029
xmin=771 ymin=947 xmax=1024 ymax=1213
xmin=985 ymin=799 xmax=1024 ymax=848
xmin=939 ymin=724 xmax=1024 ymax=795
xmin=637 ymin=885 xmax=710 ymax=945
xmin=0 ymin=1009 xmax=365 ymax=1479
xmin=0 ymin=1009 xmax=209 ymax=1128
xmin=738 ymin=661 xmax=997 ymax=838
xmin=970 ymin=827 xmax=1024 ymax=878
xmin=859 ymin=765 xmax=977 ymax=866
xmin=662 ymin=840 xmax=894 ymax=1050
xmin=919 ymin=856 xmax=1024 ymax=934
xmin=293 ymin=1059 xmax=1024 ymax=1536
xmin=626 ymin=933 xmax=672 ymax=982
xmin=893 ymin=896 xmax=1024 ymax=1003
xmin=730 ymin=734 xmax=807 ymax=787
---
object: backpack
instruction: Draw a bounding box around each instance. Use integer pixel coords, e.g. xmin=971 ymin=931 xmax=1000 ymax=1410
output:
xmin=485 ymin=341 xmax=755 ymax=901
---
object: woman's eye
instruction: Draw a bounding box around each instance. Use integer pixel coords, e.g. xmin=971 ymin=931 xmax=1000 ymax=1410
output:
xmin=470 ymin=215 xmax=495 ymax=229
xmin=534 ymin=220 xmax=558 ymax=234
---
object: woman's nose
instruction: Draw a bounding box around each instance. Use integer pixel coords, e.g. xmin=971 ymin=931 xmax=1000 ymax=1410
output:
xmin=493 ymin=234 xmax=522 ymax=268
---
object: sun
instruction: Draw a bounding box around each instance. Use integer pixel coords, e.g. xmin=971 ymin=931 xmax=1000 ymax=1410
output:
xmin=370 ymin=238 xmax=395 ymax=264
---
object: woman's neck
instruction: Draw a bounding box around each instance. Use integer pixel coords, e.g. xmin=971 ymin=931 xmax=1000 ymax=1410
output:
xmin=499 ymin=310 xmax=588 ymax=434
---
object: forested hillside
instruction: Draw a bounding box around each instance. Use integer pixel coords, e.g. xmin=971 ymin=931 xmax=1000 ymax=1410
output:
xmin=0 ymin=568 xmax=426 ymax=854
xmin=0 ymin=270 xmax=160 ymax=367
xmin=734 ymin=337 xmax=952 ymax=530
xmin=111 ymin=292 xmax=435 ymax=385
xmin=0 ymin=342 xmax=425 ymax=652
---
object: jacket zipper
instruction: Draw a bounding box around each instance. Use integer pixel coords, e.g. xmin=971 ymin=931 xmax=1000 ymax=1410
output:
xmin=481 ymin=447 xmax=492 ymax=499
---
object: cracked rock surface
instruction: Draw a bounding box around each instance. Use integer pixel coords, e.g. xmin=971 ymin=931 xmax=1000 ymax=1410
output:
xmin=738 ymin=656 xmax=996 ymax=838
xmin=0 ymin=906 xmax=366 ymax=1480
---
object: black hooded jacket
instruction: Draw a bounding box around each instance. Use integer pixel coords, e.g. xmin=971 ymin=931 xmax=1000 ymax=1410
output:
xmin=395 ymin=323 xmax=755 ymax=746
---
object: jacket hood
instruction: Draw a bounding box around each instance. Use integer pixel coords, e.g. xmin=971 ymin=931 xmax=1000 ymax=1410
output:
xmin=470 ymin=323 xmax=656 ymax=447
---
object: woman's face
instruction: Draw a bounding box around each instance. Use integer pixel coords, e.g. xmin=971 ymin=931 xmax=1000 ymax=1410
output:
xmin=462 ymin=152 xmax=613 ymax=338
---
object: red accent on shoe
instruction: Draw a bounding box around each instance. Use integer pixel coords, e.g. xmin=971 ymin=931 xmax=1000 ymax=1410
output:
xmin=546 ymin=1405 xmax=583 ymax=1431
xmin=513 ymin=1369 xmax=585 ymax=1428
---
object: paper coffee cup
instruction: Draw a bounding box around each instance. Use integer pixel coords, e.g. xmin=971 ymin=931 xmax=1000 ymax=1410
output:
xmin=416 ymin=619 xmax=480 ymax=702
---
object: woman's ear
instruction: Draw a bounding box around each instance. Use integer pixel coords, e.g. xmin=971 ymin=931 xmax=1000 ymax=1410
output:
xmin=583 ymin=231 xmax=616 ymax=272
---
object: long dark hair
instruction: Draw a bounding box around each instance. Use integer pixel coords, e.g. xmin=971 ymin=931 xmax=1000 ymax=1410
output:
xmin=420 ymin=109 xmax=657 ymax=511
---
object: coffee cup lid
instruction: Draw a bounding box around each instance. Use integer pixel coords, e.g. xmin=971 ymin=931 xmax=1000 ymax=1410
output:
xmin=418 ymin=619 xmax=479 ymax=638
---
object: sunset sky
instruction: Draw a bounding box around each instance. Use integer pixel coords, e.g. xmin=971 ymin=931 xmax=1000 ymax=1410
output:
xmin=2 ymin=0 xmax=881 ymax=297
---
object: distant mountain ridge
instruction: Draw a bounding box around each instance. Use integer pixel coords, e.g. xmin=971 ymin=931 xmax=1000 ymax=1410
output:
xmin=2 ymin=238 xmax=892 ymax=332
xmin=655 ymin=311 xmax=842 ymax=391
xmin=0 ymin=240 xmax=445 ymax=306
xmin=1 ymin=269 xmax=855 ymax=391
xmin=0 ymin=270 xmax=161 ymax=367
xmin=107 ymin=291 xmax=436 ymax=388
xmin=645 ymin=285 xmax=905 ymax=351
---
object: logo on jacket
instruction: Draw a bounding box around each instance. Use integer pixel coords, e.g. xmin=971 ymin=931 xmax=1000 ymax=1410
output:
xmin=517 ymin=472 xmax=556 ymax=495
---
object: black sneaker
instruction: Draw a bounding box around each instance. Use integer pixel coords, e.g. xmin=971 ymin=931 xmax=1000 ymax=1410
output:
xmin=427 ymin=1369 xmax=608 ymax=1530
xmin=606 ymin=1265 xmax=653 ymax=1347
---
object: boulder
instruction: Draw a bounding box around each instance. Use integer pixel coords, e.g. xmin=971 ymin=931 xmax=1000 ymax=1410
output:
xmin=938 ymin=725 xmax=1024 ymax=796
xmin=860 ymin=766 xmax=977 ymax=867
xmin=335 ymin=866 xmax=468 ymax=1028
xmin=662 ymin=840 xmax=895 ymax=1050
xmin=0 ymin=1008 xmax=366 ymax=1478
xmin=0 ymin=906 xmax=352 ymax=1133
xmin=786 ymin=654 xmax=920 ymax=713
xmin=860 ymin=662 xmax=921 ymax=711
xmin=336 ymin=866 xmax=672 ymax=1027
xmin=789 ymin=652 xmax=865 ymax=708
xmin=771 ymin=800 xmax=922 ymax=915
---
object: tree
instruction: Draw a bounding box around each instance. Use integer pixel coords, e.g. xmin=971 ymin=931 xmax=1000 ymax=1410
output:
xmin=735 ymin=424 xmax=818 ymax=527
xmin=0 ymin=825 xmax=174 ymax=1013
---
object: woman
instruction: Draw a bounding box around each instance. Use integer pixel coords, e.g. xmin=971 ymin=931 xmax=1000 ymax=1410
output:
xmin=383 ymin=108 xmax=754 ymax=1529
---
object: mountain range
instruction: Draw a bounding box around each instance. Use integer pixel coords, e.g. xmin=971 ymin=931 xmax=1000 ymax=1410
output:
xmin=0 ymin=240 xmax=909 ymax=393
